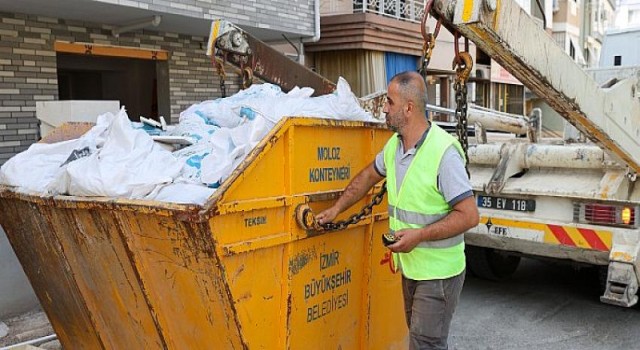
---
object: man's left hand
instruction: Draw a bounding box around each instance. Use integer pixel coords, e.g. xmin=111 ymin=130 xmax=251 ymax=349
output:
xmin=388 ymin=228 xmax=422 ymax=253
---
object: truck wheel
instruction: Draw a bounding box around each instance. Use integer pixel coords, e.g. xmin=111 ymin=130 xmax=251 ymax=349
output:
xmin=596 ymin=265 xmax=608 ymax=295
xmin=466 ymin=246 xmax=520 ymax=281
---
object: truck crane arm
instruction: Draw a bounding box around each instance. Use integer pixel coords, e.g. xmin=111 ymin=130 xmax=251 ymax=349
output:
xmin=429 ymin=0 xmax=640 ymax=176
xmin=206 ymin=20 xmax=335 ymax=96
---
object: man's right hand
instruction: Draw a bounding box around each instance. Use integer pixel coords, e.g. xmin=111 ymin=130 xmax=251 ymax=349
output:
xmin=313 ymin=162 xmax=383 ymax=227
xmin=316 ymin=206 xmax=341 ymax=225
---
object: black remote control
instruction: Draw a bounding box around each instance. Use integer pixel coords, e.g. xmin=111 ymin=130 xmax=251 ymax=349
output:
xmin=382 ymin=233 xmax=398 ymax=246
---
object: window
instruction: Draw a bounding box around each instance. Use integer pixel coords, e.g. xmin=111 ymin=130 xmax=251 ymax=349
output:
xmin=475 ymin=81 xmax=491 ymax=108
xmin=569 ymin=41 xmax=575 ymax=59
xmin=614 ymin=55 xmax=622 ymax=66
xmin=493 ymin=83 xmax=524 ymax=115
xmin=584 ymin=49 xmax=590 ymax=65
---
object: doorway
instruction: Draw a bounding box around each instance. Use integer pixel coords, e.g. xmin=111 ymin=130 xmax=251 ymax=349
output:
xmin=55 ymin=42 xmax=170 ymax=121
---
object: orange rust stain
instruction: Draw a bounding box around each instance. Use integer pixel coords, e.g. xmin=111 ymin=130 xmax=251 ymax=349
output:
xmin=612 ymin=251 xmax=634 ymax=262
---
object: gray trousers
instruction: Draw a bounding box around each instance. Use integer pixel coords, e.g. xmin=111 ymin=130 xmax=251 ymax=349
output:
xmin=402 ymin=270 xmax=465 ymax=350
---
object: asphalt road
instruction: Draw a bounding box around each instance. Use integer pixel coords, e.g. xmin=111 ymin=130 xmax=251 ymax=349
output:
xmin=449 ymin=258 xmax=640 ymax=350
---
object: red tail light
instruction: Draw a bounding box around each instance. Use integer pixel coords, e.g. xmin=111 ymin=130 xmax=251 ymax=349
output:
xmin=574 ymin=203 xmax=637 ymax=228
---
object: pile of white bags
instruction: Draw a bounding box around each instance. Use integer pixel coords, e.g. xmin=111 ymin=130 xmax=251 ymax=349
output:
xmin=0 ymin=109 xmax=183 ymax=198
xmin=0 ymin=77 xmax=379 ymax=205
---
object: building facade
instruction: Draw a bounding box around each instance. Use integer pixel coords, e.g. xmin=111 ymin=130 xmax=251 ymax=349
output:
xmin=580 ymin=0 xmax=615 ymax=67
xmin=307 ymin=0 xmax=478 ymax=122
xmin=0 ymin=0 xmax=319 ymax=166
xmin=552 ymin=0 xmax=586 ymax=65
xmin=614 ymin=0 xmax=640 ymax=28
xmin=599 ymin=27 xmax=640 ymax=67
xmin=550 ymin=0 xmax=614 ymax=68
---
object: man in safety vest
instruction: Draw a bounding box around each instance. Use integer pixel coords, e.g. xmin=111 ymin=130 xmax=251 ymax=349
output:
xmin=316 ymin=71 xmax=479 ymax=350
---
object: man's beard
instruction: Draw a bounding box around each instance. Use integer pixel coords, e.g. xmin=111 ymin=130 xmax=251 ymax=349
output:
xmin=386 ymin=113 xmax=401 ymax=133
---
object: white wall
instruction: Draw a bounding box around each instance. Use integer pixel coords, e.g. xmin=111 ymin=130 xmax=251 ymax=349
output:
xmin=615 ymin=0 xmax=640 ymax=28
xmin=600 ymin=29 xmax=640 ymax=66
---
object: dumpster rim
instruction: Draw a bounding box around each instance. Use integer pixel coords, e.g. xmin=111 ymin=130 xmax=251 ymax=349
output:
xmin=0 ymin=117 xmax=386 ymax=221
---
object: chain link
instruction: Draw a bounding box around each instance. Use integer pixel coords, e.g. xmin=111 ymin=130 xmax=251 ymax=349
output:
xmin=454 ymin=80 xmax=469 ymax=174
xmin=418 ymin=33 xmax=436 ymax=78
xmin=320 ymin=182 xmax=387 ymax=231
xmin=418 ymin=0 xmax=441 ymax=82
xmin=452 ymin=36 xmax=473 ymax=178
xmin=242 ymin=67 xmax=253 ymax=89
xmin=214 ymin=58 xmax=227 ymax=98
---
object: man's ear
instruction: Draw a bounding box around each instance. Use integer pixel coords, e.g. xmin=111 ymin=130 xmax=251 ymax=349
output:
xmin=405 ymin=101 xmax=414 ymax=114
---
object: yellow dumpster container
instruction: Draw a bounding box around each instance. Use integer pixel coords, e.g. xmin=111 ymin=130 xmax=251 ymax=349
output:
xmin=0 ymin=118 xmax=407 ymax=349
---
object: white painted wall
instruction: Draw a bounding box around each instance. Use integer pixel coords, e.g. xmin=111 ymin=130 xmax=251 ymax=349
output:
xmin=600 ymin=28 xmax=640 ymax=66
xmin=615 ymin=0 xmax=640 ymax=28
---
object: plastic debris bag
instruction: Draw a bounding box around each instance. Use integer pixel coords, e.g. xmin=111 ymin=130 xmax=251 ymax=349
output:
xmin=239 ymin=77 xmax=375 ymax=123
xmin=179 ymin=83 xmax=283 ymax=128
xmin=53 ymin=108 xmax=183 ymax=198
xmin=146 ymin=182 xmax=216 ymax=205
xmin=0 ymin=111 xmax=113 ymax=194
xmin=172 ymin=141 xmax=217 ymax=184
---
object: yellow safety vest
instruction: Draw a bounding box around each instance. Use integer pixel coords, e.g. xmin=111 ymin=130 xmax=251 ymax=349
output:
xmin=383 ymin=123 xmax=466 ymax=280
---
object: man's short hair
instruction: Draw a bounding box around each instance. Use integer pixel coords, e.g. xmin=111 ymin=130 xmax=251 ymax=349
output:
xmin=390 ymin=71 xmax=428 ymax=114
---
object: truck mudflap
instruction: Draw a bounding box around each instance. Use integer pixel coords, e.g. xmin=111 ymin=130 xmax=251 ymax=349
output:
xmin=601 ymin=262 xmax=639 ymax=307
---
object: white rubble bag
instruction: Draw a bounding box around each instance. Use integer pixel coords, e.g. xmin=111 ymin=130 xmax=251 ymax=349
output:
xmin=198 ymin=77 xmax=377 ymax=186
xmin=0 ymin=113 xmax=112 ymax=194
xmin=1 ymin=108 xmax=183 ymax=199
xmin=51 ymin=108 xmax=183 ymax=198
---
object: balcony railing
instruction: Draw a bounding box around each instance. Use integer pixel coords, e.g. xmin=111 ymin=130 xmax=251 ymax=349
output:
xmin=321 ymin=0 xmax=427 ymax=23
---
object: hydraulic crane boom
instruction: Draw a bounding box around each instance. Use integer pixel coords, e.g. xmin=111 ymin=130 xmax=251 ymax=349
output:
xmin=431 ymin=0 xmax=640 ymax=175
xmin=207 ymin=20 xmax=335 ymax=96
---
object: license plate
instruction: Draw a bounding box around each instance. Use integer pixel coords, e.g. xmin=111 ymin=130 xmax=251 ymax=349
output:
xmin=477 ymin=195 xmax=536 ymax=212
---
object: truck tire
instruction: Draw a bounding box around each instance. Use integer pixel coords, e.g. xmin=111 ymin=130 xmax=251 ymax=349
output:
xmin=466 ymin=246 xmax=520 ymax=281
xmin=596 ymin=265 xmax=608 ymax=295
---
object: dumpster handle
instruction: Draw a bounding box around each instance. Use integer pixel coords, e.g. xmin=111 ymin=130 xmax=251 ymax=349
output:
xmin=294 ymin=182 xmax=387 ymax=232
xmin=295 ymin=204 xmax=322 ymax=231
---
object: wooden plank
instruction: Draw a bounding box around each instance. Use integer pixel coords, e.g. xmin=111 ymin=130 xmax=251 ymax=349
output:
xmin=54 ymin=41 xmax=168 ymax=61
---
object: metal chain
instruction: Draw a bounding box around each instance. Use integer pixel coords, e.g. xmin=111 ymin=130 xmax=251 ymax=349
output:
xmin=454 ymin=81 xmax=469 ymax=166
xmin=418 ymin=0 xmax=441 ymax=81
xmin=453 ymin=34 xmax=473 ymax=178
xmin=214 ymin=58 xmax=227 ymax=98
xmin=320 ymin=182 xmax=387 ymax=231
xmin=418 ymin=31 xmax=438 ymax=78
